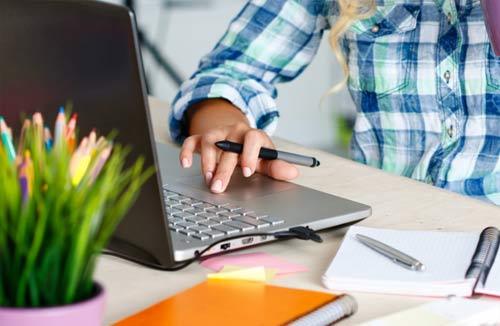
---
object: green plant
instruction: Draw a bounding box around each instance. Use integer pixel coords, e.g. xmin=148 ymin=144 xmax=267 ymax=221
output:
xmin=0 ymin=112 xmax=153 ymax=308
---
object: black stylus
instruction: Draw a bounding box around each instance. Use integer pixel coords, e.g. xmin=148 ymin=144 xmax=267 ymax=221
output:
xmin=215 ymin=140 xmax=320 ymax=167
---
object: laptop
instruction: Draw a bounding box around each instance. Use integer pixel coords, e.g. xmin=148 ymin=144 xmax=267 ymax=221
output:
xmin=0 ymin=0 xmax=371 ymax=269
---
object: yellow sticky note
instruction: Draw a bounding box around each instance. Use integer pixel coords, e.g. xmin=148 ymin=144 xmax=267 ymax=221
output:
xmin=207 ymin=265 xmax=276 ymax=282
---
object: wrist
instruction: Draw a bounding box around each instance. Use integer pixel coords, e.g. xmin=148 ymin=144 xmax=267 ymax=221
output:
xmin=186 ymin=98 xmax=249 ymax=135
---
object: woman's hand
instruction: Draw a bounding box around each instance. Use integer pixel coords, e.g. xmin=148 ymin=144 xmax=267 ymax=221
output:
xmin=179 ymin=99 xmax=299 ymax=193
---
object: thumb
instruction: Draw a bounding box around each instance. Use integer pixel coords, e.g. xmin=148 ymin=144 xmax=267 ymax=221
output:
xmin=256 ymin=159 xmax=300 ymax=181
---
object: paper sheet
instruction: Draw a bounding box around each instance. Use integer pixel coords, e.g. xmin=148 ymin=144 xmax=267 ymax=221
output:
xmin=207 ymin=265 xmax=277 ymax=282
xmin=359 ymin=298 xmax=500 ymax=326
xmin=200 ymin=252 xmax=308 ymax=275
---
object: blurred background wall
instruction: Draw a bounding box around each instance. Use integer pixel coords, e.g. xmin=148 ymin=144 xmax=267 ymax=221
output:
xmin=103 ymin=0 xmax=357 ymax=156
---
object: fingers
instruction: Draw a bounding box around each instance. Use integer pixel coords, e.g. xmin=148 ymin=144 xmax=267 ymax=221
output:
xmin=200 ymin=133 xmax=221 ymax=185
xmin=240 ymin=129 xmax=270 ymax=178
xmin=257 ymin=159 xmax=300 ymax=181
xmin=179 ymin=135 xmax=200 ymax=168
xmin=210 ymin=150 xmax=239 ymax=193
xmin=181 ymin=124 xmax=300 ymax=194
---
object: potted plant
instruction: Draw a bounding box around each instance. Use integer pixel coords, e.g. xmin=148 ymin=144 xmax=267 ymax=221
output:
xmin=0 ymin=109 xmax=152 ymax=326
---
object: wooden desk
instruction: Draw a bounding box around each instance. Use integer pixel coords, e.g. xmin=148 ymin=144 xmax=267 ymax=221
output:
xmin=96 ymin=97 xmax=500 ymax=325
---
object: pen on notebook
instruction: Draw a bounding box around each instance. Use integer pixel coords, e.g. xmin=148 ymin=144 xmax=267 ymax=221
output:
xmin=356 ymin=234 xmax=426 ymax=271
xmin=215 ymin=140 xmax=320 ymax=167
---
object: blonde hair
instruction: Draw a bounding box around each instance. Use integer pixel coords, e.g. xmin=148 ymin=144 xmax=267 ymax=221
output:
xmin=325 ymin=0 xmax=375 ymax=95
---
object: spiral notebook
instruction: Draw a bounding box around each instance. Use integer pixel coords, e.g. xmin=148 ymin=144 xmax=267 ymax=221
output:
xmin=323 ymin=226 xmax=500 ymax=297
xmin=114 ymin=280 xmax=357 ymax=326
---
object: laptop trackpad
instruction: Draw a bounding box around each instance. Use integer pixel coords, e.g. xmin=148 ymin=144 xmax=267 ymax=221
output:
xmin=176 ymin=169 xmax=296 ymax=202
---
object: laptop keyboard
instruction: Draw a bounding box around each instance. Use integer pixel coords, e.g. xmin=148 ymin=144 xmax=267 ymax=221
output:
xmin=163 ymin=188 xmax=284 ymax=241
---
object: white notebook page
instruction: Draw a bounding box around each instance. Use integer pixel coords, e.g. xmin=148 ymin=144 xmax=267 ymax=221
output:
xmin=323 ymin=226 xmax=480 ymax=296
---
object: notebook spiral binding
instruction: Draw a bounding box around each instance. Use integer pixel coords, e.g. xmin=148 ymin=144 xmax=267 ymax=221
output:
xmin=288 ymin=295 xmax=357 ymax=326
xmin=465 ymin=226 xmax=500 ymax=287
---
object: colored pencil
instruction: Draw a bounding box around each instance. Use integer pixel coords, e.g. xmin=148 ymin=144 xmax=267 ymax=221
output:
xmin=0 ymin=116 xmax=16 ymax=163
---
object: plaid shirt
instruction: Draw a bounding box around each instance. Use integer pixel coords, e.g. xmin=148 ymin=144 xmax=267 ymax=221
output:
xmin=170 ymin=0 xmax=500 ymax=205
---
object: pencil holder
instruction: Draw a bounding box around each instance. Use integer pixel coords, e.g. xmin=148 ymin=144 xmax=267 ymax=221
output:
xmin=0 ymin=109 xmax=152 ymax=325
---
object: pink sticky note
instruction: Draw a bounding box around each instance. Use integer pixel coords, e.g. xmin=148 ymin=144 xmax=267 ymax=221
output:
xmin=200 ymin=252 xmax=308 ymax=275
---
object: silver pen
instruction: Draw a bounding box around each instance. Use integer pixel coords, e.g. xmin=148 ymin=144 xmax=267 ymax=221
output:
xmin=356 ymin=234 xmax=426 ymax=271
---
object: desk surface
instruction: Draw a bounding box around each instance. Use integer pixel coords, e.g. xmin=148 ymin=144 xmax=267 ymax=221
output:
xmin=96 ymin=97 xmax=500 ymax=325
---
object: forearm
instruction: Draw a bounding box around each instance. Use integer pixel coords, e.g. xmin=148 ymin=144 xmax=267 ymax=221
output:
xmin=186 ymin=99 xmax=249 ymax=135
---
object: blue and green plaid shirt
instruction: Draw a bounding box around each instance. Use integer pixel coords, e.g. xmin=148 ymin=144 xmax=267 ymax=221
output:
xmin=170 ymin=0 xmax=500 ymax=205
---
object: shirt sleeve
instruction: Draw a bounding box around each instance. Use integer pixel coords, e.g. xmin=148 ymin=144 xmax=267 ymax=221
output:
xmin=169 ymin=0 xmax=334 ymax=143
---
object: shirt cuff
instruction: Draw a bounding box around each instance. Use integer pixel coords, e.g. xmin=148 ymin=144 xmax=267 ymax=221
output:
xmin=169 ymin=75 xmax=280 ymax=144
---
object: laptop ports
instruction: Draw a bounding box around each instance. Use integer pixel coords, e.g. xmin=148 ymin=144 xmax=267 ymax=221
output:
xmin=242 ymin=237 xmax=254 ymax=245
xmin=220 ymin=243 xmax=231 ymax=250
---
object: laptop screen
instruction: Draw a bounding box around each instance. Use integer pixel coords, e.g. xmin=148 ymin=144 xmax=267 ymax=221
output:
xmin=0 ymin=0 xmax=174 ymax=267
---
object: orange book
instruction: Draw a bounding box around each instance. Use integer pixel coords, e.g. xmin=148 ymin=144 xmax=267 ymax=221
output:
xmin=114 ymin=280 xmax=353 ymax=326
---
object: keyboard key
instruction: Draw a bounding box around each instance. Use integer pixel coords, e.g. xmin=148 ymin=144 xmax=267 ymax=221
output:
xmin=172 ymin=211 xmax=195 ymax=219
xmin=168 ymin=217 xmax=184 ymax=225
xmin=177 ymin=221 xmax=196 ymax=228
xmin=247 ymin=213 xmax=269 ymax=219
xmin=180 ymin=198 xmax=202 ymax=205
xmin=206 ymin=207 xmax=229 ymax=214
xmin=199 ymin=213 xmax=218 ymax=219
xmin=166 ymin=207 xmax=181 ymax=215
xmin=219 ymin=211 xmax=242 ymax=218
xmin=176 ymin=204 xmax=193 ymax=211
xmin=193 ymin=203 xmax=215 ymax=210
xmin=232 ymin=216 xmax=270 ymax=228
xmin=199 ymin=220 xmax=220 ymax=227
xmin=260 ymin=216 xmax=285 ymax=225
xmin=191 ymin=233 xmax=210 ymax=241
xmin=163 ymin=191 xmax=178 ymax=199
xmin=223 ymin=220 xmax=255 ymax=231
xmin=174 ymin=195 xmax=191 ymax=202
xmin=165 ymin=199 xmax=181 ymax=207
xmin=232 ymin=208 xmax=255 ymax=215
xmin=220 ymin=204 xmax=241 ymax=211
xmin=179 ymin=229 xmax=195 ymax=236
xmin=189 ymin=225 xmax=211 ymax=233
xmin=202 ymin=230 xmax=225 ymax=238
xmin=184 ymin=208 xmax=205 ymax=215
xmin=169 ymin=225 xmax=184 ymax=232
xmin=212 ymin=224 xmax=239 ymax=235
xmin=185 ymin=216 xmax=207 ymax=223
xmin=210 ymin=216 xmax=230 ymax=223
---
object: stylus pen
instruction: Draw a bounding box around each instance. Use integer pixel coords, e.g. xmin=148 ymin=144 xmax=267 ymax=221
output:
xmin=215 ymin=140 xmax=320 ymax=167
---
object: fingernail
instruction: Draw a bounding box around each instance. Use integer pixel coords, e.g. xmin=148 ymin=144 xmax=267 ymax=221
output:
xmin=242 ymin=167 xmax=252 ymax=177
xmin=181 ymin=158 xmax=189 ymax=168
xmin=205 ymin=171 xmax=213 ymax=184
xmin=211 ymin=179 xmax=222 ymax=192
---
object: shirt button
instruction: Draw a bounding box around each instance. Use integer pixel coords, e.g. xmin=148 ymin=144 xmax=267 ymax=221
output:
xmin=447 ymin=13 xmax=452 ymax=23
xmin=371 ymin=24 xmax=380 ymax=33
xmin=444 ymin=70 xmax=451 ymax=83
xmin=447 ymin=125 xmax=454 ymax=138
